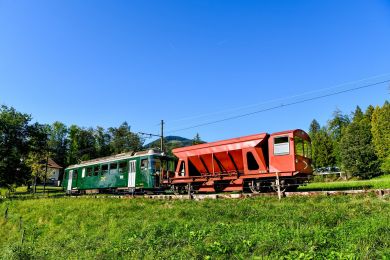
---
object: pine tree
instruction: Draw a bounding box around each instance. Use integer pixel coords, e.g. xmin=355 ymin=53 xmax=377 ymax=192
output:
xmin=308 ymin=119 xmax=320 ymax=168
xmin=192 ymin=133 xmax=202 ymax=145
xmin=340 ymin=106 xmax=380 ymax=178
xmin=312 ymin=128 xmax=335 ymax=168
xmin=309 ymin=119 xmax=320 ymax=136
xmin=327 ymin=109 xmax=350 ymax=166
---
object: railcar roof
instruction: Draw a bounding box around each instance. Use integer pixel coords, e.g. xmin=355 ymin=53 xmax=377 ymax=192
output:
xmin=66 ymin=149 xmax=164 ymax=170
xmin=173 ymin=132 xmax=268 ymax=154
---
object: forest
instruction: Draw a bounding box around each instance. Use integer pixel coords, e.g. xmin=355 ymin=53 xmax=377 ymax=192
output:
xmin=308 ymin=102 xmax=389 ymax=179
xmin=0 ymin=101 xmax=389 ymax=189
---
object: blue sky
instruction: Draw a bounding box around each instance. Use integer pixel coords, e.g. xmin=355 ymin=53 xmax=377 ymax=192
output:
xmin=1 ymin=0 xmax=389 ymax=142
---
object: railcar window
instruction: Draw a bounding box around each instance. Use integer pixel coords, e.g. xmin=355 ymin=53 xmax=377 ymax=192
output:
xmin=94 ymin=166 xmax=100 ymax=176
xmin=304 ymin=140 xmax=312 ymax=159
xmin=72 ymin=170 xmax=78 ymax=179
xmin=169 ymin=160 xmax=175 ymax=171
xmin=87 ymin=167 xmax=92 ymax=176
xmin=82 ymin=168 xmax=86 ymax=178
xmin=101 ymin=164 xmax=108 ymax=175
xmin=274 ymin=136 xmax=290 ymax=155
xmin=110 ymin=163 xmax=118 ymax=174
xmin=294 ymin=137 xmax=304 ymax=156
xmin=141 ymin=159 xmax=148 ymax=170
xmin=153 ymin=159 xmax=161 ymax=171
xmin=179 ymin=161 xmax=185 ymax=176
xmin=247 ymin=152 xmax=259 ymax=170
xmin=118 ymin=161 xmax=127 ymax=173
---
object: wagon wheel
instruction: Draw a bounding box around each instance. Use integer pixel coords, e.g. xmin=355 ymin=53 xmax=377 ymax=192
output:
xmin=171 ymin=185 xmax=179 ymax=195
xmin=249 ymin=180 xmax=260 ymax=194
xmin=171 ymin=185 xmax=185 ymax=195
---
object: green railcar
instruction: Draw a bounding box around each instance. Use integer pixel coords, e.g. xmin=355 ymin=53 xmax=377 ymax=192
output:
xmin=62 ymin=149 xmax=176 ymax=194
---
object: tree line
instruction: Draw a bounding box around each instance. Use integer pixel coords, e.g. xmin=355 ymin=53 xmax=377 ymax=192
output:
xmin=1 ymin=101 xmax=389 ymax=188
xmin=308 ymin=101 xmax=389 ymax=178
xmin=0 ymin=105 xmax=144 ymax=188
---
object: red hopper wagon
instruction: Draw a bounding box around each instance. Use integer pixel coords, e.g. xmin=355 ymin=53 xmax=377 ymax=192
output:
xmin=171 ymin=129 xmax=313 ymax=193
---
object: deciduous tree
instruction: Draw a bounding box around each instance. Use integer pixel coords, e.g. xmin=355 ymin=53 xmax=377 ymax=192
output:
xmin=371 ymin=101 xmax=390 ymax=173
xmin=0 ymin=105 xmax=31 ymax=187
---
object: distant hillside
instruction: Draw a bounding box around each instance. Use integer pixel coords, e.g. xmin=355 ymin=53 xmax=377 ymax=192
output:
xmin=145 ymin=135 xmax=205 ymax=155
xmin=145 ymin=136 xmax=193 ymax=148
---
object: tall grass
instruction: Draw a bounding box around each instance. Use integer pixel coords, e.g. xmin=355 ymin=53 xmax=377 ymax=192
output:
xmin=0 ymin=194 xmax=389 ymax=259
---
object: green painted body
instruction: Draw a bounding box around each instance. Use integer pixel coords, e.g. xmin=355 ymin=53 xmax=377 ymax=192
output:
xmin=62 ymin=151 xmax=176 ymax=192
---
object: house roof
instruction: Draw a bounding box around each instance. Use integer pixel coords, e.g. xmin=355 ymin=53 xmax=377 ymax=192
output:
xmin=48 ymin=158 xmax=62 ymax=169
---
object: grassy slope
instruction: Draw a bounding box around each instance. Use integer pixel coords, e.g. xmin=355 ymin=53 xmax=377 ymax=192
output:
xmin=0 ymin=195 xmax=389 ymax=259
xmin=299 ymin=174 xmax=390 ymax=191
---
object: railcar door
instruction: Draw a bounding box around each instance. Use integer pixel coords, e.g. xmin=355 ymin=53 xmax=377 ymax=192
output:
xmin=128 ymin=160 xmax=137 ymax=188
xmin=67 ymin=170 xmax=73 ymax=192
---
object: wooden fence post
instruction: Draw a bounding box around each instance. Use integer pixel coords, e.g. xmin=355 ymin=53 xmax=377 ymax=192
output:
xmin=276 ymin=173 xmax=282 ymax=201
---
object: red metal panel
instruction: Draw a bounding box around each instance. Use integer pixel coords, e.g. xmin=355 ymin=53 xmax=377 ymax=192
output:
xmin=268 ymin=131 xmax=295 ymax=173
xmin=268 ymin=129 xmax=313 ymax=174
xmin=173 ymin=133 xmax=267 ymax=158
xmin=172 ymin=133 xmax=268 ymax=178
xmin=171 ymin=129 xmax=313 ymax=192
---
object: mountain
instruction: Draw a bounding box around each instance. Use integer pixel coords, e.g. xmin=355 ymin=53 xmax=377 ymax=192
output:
xmin=145 ymin=136 xmax=193 ymax=148
xmin=144 ymin=135 xmax=204 ymax=155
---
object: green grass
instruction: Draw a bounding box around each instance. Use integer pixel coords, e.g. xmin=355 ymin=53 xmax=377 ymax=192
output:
xmin=0 ymin=186 xmax=65 ymax=199
xmin=0 ymin=194 xmax=389 ymax=259
xmin=299 ymin=174 xmax=390 ymax=191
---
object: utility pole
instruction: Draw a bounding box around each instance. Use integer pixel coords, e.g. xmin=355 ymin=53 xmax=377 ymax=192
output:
xmin=160 ymin=120 xmax=164 ymax=152
xmin=138 ymin=120 xmax=165 ymax=152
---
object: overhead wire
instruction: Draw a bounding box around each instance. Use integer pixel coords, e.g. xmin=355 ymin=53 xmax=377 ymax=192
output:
xmin=166 ymin=73 xmax=390 ymax=124
xmin=166 ymin=78 xmax=390 ymax=134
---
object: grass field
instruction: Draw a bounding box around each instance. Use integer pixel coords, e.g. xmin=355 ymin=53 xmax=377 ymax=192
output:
xmin=299 ymin=174 xmax=390 ymax=191
xmin=0 ymin=194 xmax=389 ymax=259
xmin=0 ymin=186 xmax=64 ymax=198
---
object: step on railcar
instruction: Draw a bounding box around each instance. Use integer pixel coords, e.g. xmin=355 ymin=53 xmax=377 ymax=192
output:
xmin=171 ymin=129 xmax=313 ymax=193
xmin=62 ymin=149 xmax=176 ymax=194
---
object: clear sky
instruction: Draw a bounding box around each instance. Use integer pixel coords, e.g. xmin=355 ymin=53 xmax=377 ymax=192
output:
xmin=1 ymin=0 xmax=389 ymax=142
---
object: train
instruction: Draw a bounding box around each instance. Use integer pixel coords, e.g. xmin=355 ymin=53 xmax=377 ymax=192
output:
xmin=62 ymin=129 xmax=313 ymax=194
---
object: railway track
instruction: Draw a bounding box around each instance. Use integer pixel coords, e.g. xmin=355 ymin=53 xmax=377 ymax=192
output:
xmin=63 ymin=188 xmax=390 ymax=200
xmin=142 ymin=188 xmax=390 ymax=200
xmin=2 ymin=188 xmax=389 ymax=200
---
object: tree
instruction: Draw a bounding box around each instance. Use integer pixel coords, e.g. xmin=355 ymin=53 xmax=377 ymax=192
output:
xmin=309 ymin=119 xmax=320 ymax=136
xmin=340 ymin=106 xmax=380 ymax=178
xmin=109 ymin=122 xmax=143 ymax=154
xmin=327 ymin=109 xmax=350 ymax=166
xmin=371 ymin=101 xmax=390 ymax=173
xmin=352 ymin=106 xmax=364 ymax=122
xmin=192 ymin=133 xmax=202 ymax=145
xmin=328 ymin=109 xmax=350 ymax=140
xmin=308 ymin=120 xmax=335 ymax=169
xmin=0 ymin=105 xmax=31 ymax=187
xmin=78 ymin=128 xmax=97 ymax=161
xmin=67 ymin=125 xmax=81 ymax=165
xmin=94 ymin=126 xmax=112 ymax=157
xmin=25 ymin=151 xmax=46 ymax=193
xmin=27 ymin=123 xmax=50 ymax=191
xmin=48 ymin=121 xmax=68 ymax=172
xmin=311 ymin=128 xmax=335 ymax=168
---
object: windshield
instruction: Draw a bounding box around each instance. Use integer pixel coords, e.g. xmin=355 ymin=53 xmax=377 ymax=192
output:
xmin=151 ymin=157 xmax=176 ymax=171
xmin=295 ymin=136 xmax=312 ymax=159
